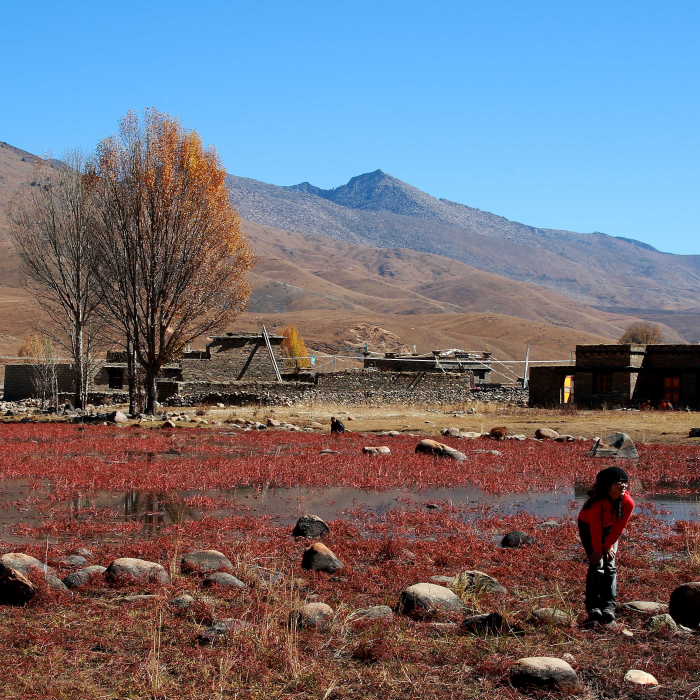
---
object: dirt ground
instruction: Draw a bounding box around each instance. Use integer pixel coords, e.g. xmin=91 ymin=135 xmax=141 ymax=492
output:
xmin=198 ymin=402 xmax=700 ymax=445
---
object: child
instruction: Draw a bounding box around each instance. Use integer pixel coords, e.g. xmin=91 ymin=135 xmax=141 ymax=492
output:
xmin=577 ymin=466 xmax=635 ymax=624
xmin=330 ymin=416 xmax=346 ymax=434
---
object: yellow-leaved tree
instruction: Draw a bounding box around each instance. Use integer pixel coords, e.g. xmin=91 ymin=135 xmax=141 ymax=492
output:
xmin=281 ymin=326 xmax=311 ymax=370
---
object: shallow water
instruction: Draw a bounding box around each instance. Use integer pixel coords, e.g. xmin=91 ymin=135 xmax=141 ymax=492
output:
xmin=0 ymin=478 xmax=697 ymax=544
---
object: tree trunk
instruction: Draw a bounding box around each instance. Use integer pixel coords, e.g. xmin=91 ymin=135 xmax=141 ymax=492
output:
xmin=127 ymin=337 xmax=137 ymax=416
xmin=73 ymin=324 xmax=84 ymax=409
xmin=145 ymin=368 xmax=158 ymax=415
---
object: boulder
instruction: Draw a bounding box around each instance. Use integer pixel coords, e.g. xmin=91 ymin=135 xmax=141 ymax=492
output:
xmin=441 ymin=427 xmax=462 ymax=438
xmin=301 ymin=542 xmax=344 ymax=573
xmin=531 ymin=607 xmax=571 ymax=626
xmin=104 ymin=558 xmax=170 ymax=585
xmin=110 ymin=410 xmax=129 ymax=424
xmin=510 ymin=657 xmax=579 ymax=693
xmin=161 ymin=420 xmax=177 ymax=429
xmin=414 ymin=439 xmax=467 ymax=462
xmin=348 ymin=605 xmax=393 ymax=622
xmin=289 ymin=602 xmax=334 ymax=630
xmin=0 ymin=552 xmax=66 ymax=591
xmin=292 ymin=514 xmax=330 ymax=538
xmin=500 ymin=531 xmax=535 ymax=548
xmin=203 ymin=572 xmax=246 ymax=589
xmin=535 ymin=428 xmax=559 ymax=440
xmin=452 ymin=570 xmax=507 ymax=595
xmin=461 ymin=612 xmax=505 ymax=635
xmin=0 ymin=562 xmax=37 ymax=605
xmin=63 ymin=565 xmax=107 ymax=589
xmin=363 ymin=446 xmax=391 ymax=455
xmin=398 ymin=583 xmax=466 ymax=617
xmin=555 ymin=434 xmax=576 ymax=442
xmin=624 ymin=670 xmax=659 ymax=686
xmin=588 ymin=432 xmax=639 ymax=459
xmin=266 ymin=418 xmax=281 ymax=427
xmin=461 ymin=431 xmax=482 ymax=439
xmin=669 ymin=581 xmax=700 ymax=628
xmin=59 ymin=555 xmax=88 ymax=568
xmin=181 ymin=550 xmax=234 ymax=574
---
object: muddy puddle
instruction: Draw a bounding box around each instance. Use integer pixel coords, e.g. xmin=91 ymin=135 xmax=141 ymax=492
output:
xmin=0 ymin=479 xmax=698 ymax=544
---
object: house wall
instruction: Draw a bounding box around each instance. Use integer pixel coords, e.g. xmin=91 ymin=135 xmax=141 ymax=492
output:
xmin=4 ymin=364 xmax=75 ymax=401
xmin=527 ymin=366 xmax=573 ymax=407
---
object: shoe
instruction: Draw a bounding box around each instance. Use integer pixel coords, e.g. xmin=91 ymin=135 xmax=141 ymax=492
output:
xmin=601 ymin=609 xmax=616 ymax=624
xmin=586 ymin=608 xmax=603 ymax=624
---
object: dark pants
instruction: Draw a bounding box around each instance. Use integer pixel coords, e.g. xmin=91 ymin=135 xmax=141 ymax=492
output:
xmin=579 ymin=523 xmax=618 ymax=613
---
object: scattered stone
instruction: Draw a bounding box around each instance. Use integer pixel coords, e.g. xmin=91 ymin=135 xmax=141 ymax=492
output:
xmin=510 ymin=657 xmax=579 ymax=693
xmin=588 ymin=432 xmax=639 ymax=459
xmin=290 ymin=602 xmax=334 ymax=630
xmin=649 ymin=613 xmax=679 ymax=637
xmin=535 ymin=428 xmax=559 ymax=440
xmin=363 ymin=446 xmax=391 ymax=455
xmin=0 ymin=552 xmax=66 ymax=591
xmin=301 ymin=542 xmax=344 ymax=573
xmin=398 ymin=583 xmax=466 ymax=617
xmin=489 ymin=426 xmax=508 ymax=440
xmin=202 ymin=572 xmax=246 ymax=589
xmin=452 ymin=570 xmax=507 ymax=595
xmin=59 ymin=555 xmax=88 ymax=568
xmin=161 ymin=420 xmax=177 ymax=429
xmin=441 ymin=427 xmax=462 ymax=438
xmin=293 ymin=514 xmax=330 ymax=539
xmin=63 ymin=565 xmax=107 ymax=589
xmin=104 ymin=558 xmax=170 ymax=585
xmin=110 ymin=410 xmax=129 ymax=424
xmin=198 ymin=618 xmax=251 ymax=645
xmin=531 ymin=607 xmax=571 ymax=626
xmin=461 ymin=431 xmax=482 ymax=439
xmin=348 ymin=605 xmax=393 ymax=622
xmin=669 ymin=581 xmax=700 ymax=628
xmin=624 ymin=670 xmax=659 ymax=686
xmin=500 ymin=531 xmax=535 ymax=548
xmin=414 ymin=439 xmax=467 ymax=461
xmin=461 ymin=612 xmax=505 ymax=635
xmin=116 ymin=594 xmax=157 ymax=603
xmin=170 ymin=593 xmax=195 ymax=609
xmin=181 ymin=550 xmax=234 ymax=574
xmin=319 ymin=449 xmax=339 ymax=454
xmin=555 ymin=434 xmax=576 ymax=442
xmin=623 ymin=600 xmax=668 ymax=616
xmin=266 ymin=418 xmax=281 ymax=427
xmin=0 ymin=562 xmax=37 ymax=605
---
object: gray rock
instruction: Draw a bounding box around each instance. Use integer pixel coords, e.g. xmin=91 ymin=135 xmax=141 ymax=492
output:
xmin=452 ymin=570 xmax=507 ymax=595
xmin=415 ymin=439 xmax=467 ymax=461
xmin=104 ymin=557 xmax=170 ymax=585
xmin=510 ymin=657 xmax=579 ymax=692
xmin=555 ymin=434 xmax=576 ymax=442
xmin=301 ymin=543 xmax=343 ymax=573
xmin=289 ymin=602 xmax=334 ymax=630
xmin=319 ymin=449 xmax=339 ymax=455
xmin=623 ymin=600 xmax=668 ymax=615
xmin=624 ymin=670 xmax=659 ymax=686
xmin=170 ymin=593 xmax=195 ymax=609
xmin=649 ymin=613 xmax=679 ymax=636
xmin=63 ymin=565 xmax=107 ymax=589
xmin=198 ymin=618 xmax=251 ymax=645
xmin=669 ymin=581 xmax=700 ymax=628
xmin=181 ymin=550 xmax=234 ymax=574
xmin=202 ymin=572 xmax=246 ymax=589
xmin=59 ymin=555 xmax=88 ymax=568
xmin=161 ymin=419 xmax=177 ymax=429
xmin=0 ymin=552 xmax=66 ymax=591
xmin=588 ymin=432 xmax=639 ymax=459
xmin=531 ymin=607 xmax=571 ymax=626
xmin=0 ymin=562 xmax=37 ymax=605
xmin=461 ymin=612 xmax=505 ymax=635
xmin=293 ymin=514 xmax=330 ymax=538
xmin=348 ymin=605 xmax=394 ymax=622
xmin=535 ymin=428 xmax=559 ymax=440
xmin=500 ymin=531 xmax=535 ymax=548
xmin=430 ymin=575 xmax=455 ymax=585
xmin=398 ymin=583 xmax=466 ymax=617
xmin=362 ymin=446 xmax=391 ymax=455
xmin=110 ymin=410 xmax=129 ymax=423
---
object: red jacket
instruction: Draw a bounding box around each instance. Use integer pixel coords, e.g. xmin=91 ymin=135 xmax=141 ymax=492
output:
xmin=578 ymin=492 xmax=635 ymax=552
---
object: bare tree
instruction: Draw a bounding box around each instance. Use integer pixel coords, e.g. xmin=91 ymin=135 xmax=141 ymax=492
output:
xmin=91 ymin=110 xmax=253 ymax=414
xmin=618 ymin=322 xmax=664 ymax=344
xmin=18 ymin=333 xmax=59 ymax=409
xmin=11 ymin=154 xmax=103 ymax=408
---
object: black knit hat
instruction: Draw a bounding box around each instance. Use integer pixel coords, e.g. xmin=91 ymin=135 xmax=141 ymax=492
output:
xmin=595 ymin=466 xmax=629 ymax=488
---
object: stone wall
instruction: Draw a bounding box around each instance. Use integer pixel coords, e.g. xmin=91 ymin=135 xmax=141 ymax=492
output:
xmin=4 ymin=364 xmax=75 ymax=401
xmin=181 ymin=341 xmax=286 ymax=383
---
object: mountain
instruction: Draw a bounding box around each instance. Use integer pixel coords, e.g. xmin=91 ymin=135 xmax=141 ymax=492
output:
xmin=0 ymin=141 xmax=688 ymax=362
xmin=228 ymin=170 xmax=700 ymax=311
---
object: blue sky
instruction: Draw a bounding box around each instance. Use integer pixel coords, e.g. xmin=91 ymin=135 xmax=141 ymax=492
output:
xmin=2 ymin=1 xmax=698 ymax=254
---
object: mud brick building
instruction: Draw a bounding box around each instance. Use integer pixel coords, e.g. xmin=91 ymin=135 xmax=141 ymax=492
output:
xmin=529 ymin=344 xmax=700 ymax=408
xmin=364 ymin=349 xmax=493 ymax=382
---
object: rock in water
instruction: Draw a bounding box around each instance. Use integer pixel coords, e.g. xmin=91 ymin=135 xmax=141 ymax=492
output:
xmin=0 ymin=562 xmax=37 ymax=605
xmin=181 ymin=550 xmax=234 ymax=574
xmin=510 ymin=657 xmax=579 ymax=692
xmin=301 ymin=543 xmax=344 ymax=573
xmin=669 ymin=582 xmax=700 ymax=628
xmin=293 ymin=514 xmax=330 ymax=538
xmin=398 ymin=583 xmax=465 ymax=617
xmin=104 ymin=558 xmax=170 ymax=585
